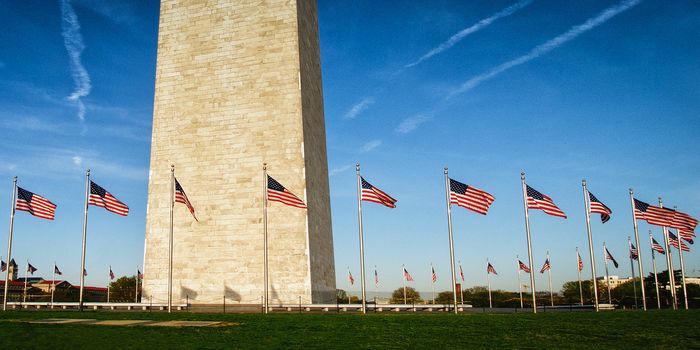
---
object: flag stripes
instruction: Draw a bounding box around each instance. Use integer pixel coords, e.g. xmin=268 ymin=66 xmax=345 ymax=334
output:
xmin=487 ymin=262 xmax=498 ymax=275
xmin=634 ymin=199 xmax=673 ymax=227
xmin=16 ymin=187 xmax=57 ymax=220
xmin=449 ymin=178 xmax=495 ymax=215
xmin=431 ymin=266 xmax=437 ymax=283
xmin=267 ymin=175 xmax=307 ymax=209
xmin=588 ymin=191 xmax=612 ymax=223
xmin=526 ymin=185 xmax=567 ymax=218
xmin=577 ymin=252 xmax=584 ymax=272
xmin=539 ymin=259 xmax=551 ymax=274
xmin=403 ymin=268 xmax=414 ymax=282
xmin=518 ymin=260 xmax=531 ymax=273
xmin=361 ymin=177 xmax=397 ymax=208
xmin=88 ymin=181 xmax=129 ymax=216
xmin=651 ymin=237 xmax=665 ymax=255
xmin=669 ymin=231 xmax=690 ymax=252
xmin=175 ymin=178 xmax=198 ymax=220
xmin=629 ymin=243 xmax=639 ymax=260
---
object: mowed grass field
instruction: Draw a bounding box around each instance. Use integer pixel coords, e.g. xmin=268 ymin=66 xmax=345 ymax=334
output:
xmin=0 ymin=310 xmax=698 ymax=349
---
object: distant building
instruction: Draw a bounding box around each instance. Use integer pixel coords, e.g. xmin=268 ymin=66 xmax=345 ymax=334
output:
xmin=598 ymin=275 xmax=634 ymax=288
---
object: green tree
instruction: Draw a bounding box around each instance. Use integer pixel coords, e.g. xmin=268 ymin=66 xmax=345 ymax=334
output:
xmin=561 ymin=279 xmax=603 ymax=305
xmin=390 ymin=287 xmax=422 ymax=304
xmin=336 ymin=289 xmax=348 ymax=303
xmin=108 ymin=276 xmax=141 ymax=302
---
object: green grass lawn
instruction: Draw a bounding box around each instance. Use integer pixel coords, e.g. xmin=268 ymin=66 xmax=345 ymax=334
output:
xmin=0 ymin=310 xmax=698 ymax=349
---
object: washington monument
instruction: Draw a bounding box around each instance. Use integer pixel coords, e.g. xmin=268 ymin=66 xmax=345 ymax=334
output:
xmin=142 ymin=0 xmax=335 ymax=305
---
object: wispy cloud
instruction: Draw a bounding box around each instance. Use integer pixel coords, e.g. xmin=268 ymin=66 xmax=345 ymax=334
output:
xmin=396 ymin=115 xmax=431 ymax=134
xmin=329 ymin=164 xmax=353 ymax=177
xmin=404 ymin=0 xmax=534 ymax=69
xmin=344 ymin=97 xmax=374 ymax=119
xmin=60 ymin=0 xmax=91 ymax=121
xmin=360 ymin=140 xmax=382 ymax=153
xmin=75 ymin=0 xmax=136 ymax=25
xmin=446 ymin=0 xmax=642 ymax=99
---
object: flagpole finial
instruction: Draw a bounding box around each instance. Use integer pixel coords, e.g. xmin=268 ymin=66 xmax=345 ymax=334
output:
xmin=171 ymin=164 xmax=174 ymax=170
xmin=356 ymin=163 xmax=360 ymax=171
xmin=12 ymin=176 xmax=17 ymax=182
xmin=444 ymin=167 xmax=448 ymax=174
xmin=582 ymin=179 xmax=586 ymax=186
xmin=629 ymin=188 xmax=633 ymax=194
xmin=521 ymin=172 xmax=525 ymax=179
xmin=86 ymin=169 xmax=90 ymax=176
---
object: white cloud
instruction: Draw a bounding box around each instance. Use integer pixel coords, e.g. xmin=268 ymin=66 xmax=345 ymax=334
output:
xmin=329 ymin=164 xmax=353 ymax=177
xmin=396 ymin=115 xmax=431 ymax=134
xmin=446 ymin=0 xmax=642 ymax=99
xmin=60 ymin=0 xmax=92 ymax=121
xmin=344 ymin=97 xmax=374 ymax=119
xmin=360 ymin=140 xmax=382 ymax=153
xmin=72 ymin=156 xmax=83 ymax=166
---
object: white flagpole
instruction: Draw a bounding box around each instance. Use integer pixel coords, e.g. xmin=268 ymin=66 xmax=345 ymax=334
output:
xmin=135 ymin=266 xmax=139 ymax=303
xmin=107 ymin=266 xmax=111 ymax=303
xmin=603 ymin=242 xmax=611 ymax=305
xmin=658 ymin=198 xmax=677 ymax=309
xmin=355 ymin=164 xmax=367 ymax=314
xmin=51 ymin=263 xmax=56 ymax=308
xmin=458 ymin=260 xmax=464 ymax=306
xmin=430 ymin=262 xmax=435 ymax=305
xmin=649 ymin=232 xmax=661 ymax=309
xmin=581 ymin=180 xmax=599 ymax=311
xmin=516 ymin=255 xmax=523 ymax=309
xmin=4 ymin=176 xmax=17 ymax=311
xmin=628 ymin=236 xmax=638 ymax=309
xmin=443 ymin=168 xmax=458 ymax=314
xmin=486 ymin=259 xmax=492 ymax=308
xmin=347 ymin=267 xmax=352 ymax=305
xmin=547 ymin=251 xmax=553 ymax=307
xmin=168 ymin=165 xmax=175 ymax=313
xmin=520 ymin=173 xmax=536 ymax=313
xmin=79 ymin=169 xmax=90 ymax=311
xmin=673 ymin=206 xmax=689 ymax=310
xmin=576 ymin=248 xmax=583 ymax=306
xmin=262 ymin=163 xmax=268 ymax=314
xmin=402 ymin=264 xmax=407 ymax=304
xmin=628 ymin=189 xmax=647 ymax=310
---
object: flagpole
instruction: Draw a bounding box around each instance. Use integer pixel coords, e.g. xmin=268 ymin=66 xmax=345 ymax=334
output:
xmin=51 ymin=263 xmax=56 ymax=308
xmin=628 ymin=236 xmax=638 ymax=309
xmin=576 ymin=248 xmax=583 ymax=306
xmin=3 ymin=176 xmax=17 ymax=311
xmin=168 ymin=165 xmax=174 ymax=313
xmin=486 ymin=259 xmax=492 ymax=308
xmin=547 ymin=251 xmax=553 ymax=307
xmin=520 ymin=173 xmax=536 ymax=313
xmin=347 ymin=267 xmax=352 ymax=305
xmin=135 ymin=266 xmax=139 ymax=303
xmin=603 ymin=242 xmax=611 ymax=305
xmin=628 ymin=189 xmax=647 ymax=310
xmin=658 ymin=197 xmax=677 ymax=310
xmin=443 ymin=168 xmax=458 ymax=314
xmin=107 ymin=266 xmax=111 ymax=303
xmin=649 ymin=232 xmax=661 ymax=309
xmin=581 ymin=180 xmax=599 ymax=311
xmin=516 ymin=255 xmax=523 ymax=309
xmin=262 ymin=163 xmax=268 ymax=314
xmin=673 ymin=207 xmax=689 ymax=310
xmin=402 ymin=264 xmax=406 ymax=304
xmin=355 ymin=164 xmax=367 ymax=314
xmin=79 ymin=169 xmax=90 ymax=311
xmin=430 ymin=262 xmax=435 ymax=305
xmin=458 ymin=260 xmax=464 ymax=306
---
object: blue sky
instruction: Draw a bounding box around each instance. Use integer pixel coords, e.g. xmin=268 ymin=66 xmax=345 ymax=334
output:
xmin=0 ymin=0 xmax=699 ymax=297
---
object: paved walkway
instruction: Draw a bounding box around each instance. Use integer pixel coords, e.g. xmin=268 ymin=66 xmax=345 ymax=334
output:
xmin=28 ymin=319 xmax=226 ymax=327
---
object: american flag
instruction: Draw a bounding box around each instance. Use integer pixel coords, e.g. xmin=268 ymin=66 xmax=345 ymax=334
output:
xmin=16 ymin=187 xmax=57 ymax=220
xmin=431 ymin=266 xmax=437 ymax=283
xmin=650 ymin=237 xmax=665 ymax=255
xmin=487 ymin=262 xmax=498 ymax=275
xmin=267 ymin=175 xmax=307 ymax=209
xmin=109 ymin=267 xmax=115 ymax=280
xmin=54 ymin=265 xmax=62 ymax=276
xmin=678 ymin=228 xmax=695 ymax=244
xmin=1 ymin=260 xmax=6 ymax=272
xmin=668 ymin=208 xmax=699 ymax=232
xmin=137 ymin=270 xmax=143 ymax=279
xmin=374 ymin=269 xmax=379 ymax=285
xmin=634 ymin=199 xmax=673 ymax=227
xmin=347 ymin=270 xmax=354 ymax=285
xmin=539 ymin=259 xmax=551 ymax=274
xmin=449 ymin=178 xmax=495 ymax=215
xmin=175 ymin=178 xmax=198 ymax=220
xmin=588 ymin=191 xmax=612 ymax=223
xmin=459 ymin=263 xmax=465 ymax=281
xmin=669 ymin=231 xmax=690 ymax=252
xmin=89 ymin=181 xmax=129 ymax=216
xmin=518 ymin=260 xmax=531 ymax=273
xmin=361 ymin=177 xmax=397 ymax=208
xmin=403 ymin=267 xmax=414 ymax=282
xmin=526 ymin=185 xmax=567 ymax=218
xmin=27 ymin=263 xmax=37 ymax=275
xmin=605 ymin=247 xmax=618 ymax=268
xmin=629 ymin=243 xmax=639 ymax=260
xmin=577 ymin=252 xmax=584 ymax=272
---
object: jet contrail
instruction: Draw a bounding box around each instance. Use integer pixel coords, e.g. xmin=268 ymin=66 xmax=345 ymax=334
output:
xmin=405 ymin=0 xmax=534 ymax=68
xmin=60 ymin=0 xmax=91 ymax=121
xmin=446 ymin=0 xmax=642 ymax=99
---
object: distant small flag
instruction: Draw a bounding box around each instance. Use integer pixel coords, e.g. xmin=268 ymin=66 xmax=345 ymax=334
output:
xmin=539 ymin=259 xmax=551 ymax=274
xmin=54 ymin=265 xmax=62 ymax=276
xmin=347 ymin=270 xmax=355 ymax=286
xmin=459 ymin=263 xmax=465 ymax=281
xmin=0 ymin=260 xmax=6 ymax=272
xmin=83 ymin=268 xmax=88 ymax=277
xmin=449 ymin=178 xmax=495 ymax=215
xmin=678 ymin=228 xmax=695 ymax=245
xmin=526 ymin=185 xmax=566 ymax=218
xmin=518 ymin=260 xmax=531 ymax=273
xmin=374 ymin=269 xmax=379 ymax=285
xmin=109 ymin=267 xmax=115 ymax=280
xmin=27 ymin=263 xmax=37 ymax=275
xmin=577 ymin=252 xmax=584 ymax=272
xmin=267 ymin=175 xmax=307 ymax=209
xmin=487 ymin=262 xmax=497 ymax=275
xmin=137 ymin=270 xmax=143 ymax=279
xmin=175 ymin=178 xmax=198 ymax=220
xmin=629 ymin=243 xmax=639 ymax=260
xmin=403 ymin=267 xmax=414 ymax=282
xmin=651 ymin=237 xmax=665 ymax=255
xmin=634 ymin=199 xmax=673 ymax=227
xmin=588 ymin=191 xmax=612 ymax=223
xmin=16 ymin=187 xmax=57 ymax=220
xmin=361 ymin=177 xmax=397 ymax=208
xmin=669 ymin=231 xmax=690 ymax=252
xmin=89 ymin=181 xmax=129 ymax=216
xmin=605 ymin=247 xmax=619 ymax=268
xmin=431 ymin=266 xmax=437 ymax=283
xmin=668 ymin=208 xmax=699 ymax=232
